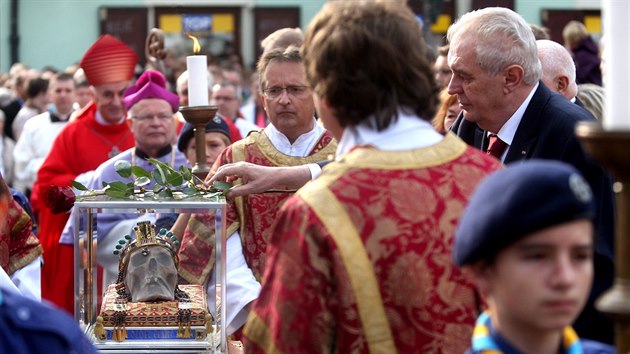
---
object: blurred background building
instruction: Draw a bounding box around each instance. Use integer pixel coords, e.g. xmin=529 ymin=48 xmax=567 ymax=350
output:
xmin=0 ymin=0 xmax=602 ymax=74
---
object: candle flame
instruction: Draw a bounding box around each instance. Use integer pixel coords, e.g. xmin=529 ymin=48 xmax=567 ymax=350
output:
xmin=186 ymin=33 xmax=201 ymax=54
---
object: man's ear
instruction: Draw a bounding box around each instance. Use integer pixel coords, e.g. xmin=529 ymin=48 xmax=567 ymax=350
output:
xmin=261 ymin=95 xmax=269 ymax=113
xmin=468 ymin=261 xmax=494 ymax=298
xmin=314 ymin=93 xmax=344 ymax=140
xmin=555 ymin=75 xmax=569 ymax=94
xmin=503 ymin=64 xmax=525 ymax=93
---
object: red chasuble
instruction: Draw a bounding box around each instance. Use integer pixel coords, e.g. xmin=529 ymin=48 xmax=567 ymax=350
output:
xmin=244 ymin=134 xmax=503 ymax=354
xmin=34 ymin=102 xmax=134 ymax=314
xmin=0 ymin=176 xmax=42 ymax=276
xmin=178 ymin=130 xmax=336 ymax=284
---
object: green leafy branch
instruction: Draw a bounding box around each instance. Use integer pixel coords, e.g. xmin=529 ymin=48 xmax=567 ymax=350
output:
xmin=71 ymin=158 xmax=231 ymax=200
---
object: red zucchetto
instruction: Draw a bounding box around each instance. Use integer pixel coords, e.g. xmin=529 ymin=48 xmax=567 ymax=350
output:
xmin=80 ymin=34 xmax=138 ymax=86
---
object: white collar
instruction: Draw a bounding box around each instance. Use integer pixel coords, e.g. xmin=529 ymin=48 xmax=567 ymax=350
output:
xmin=263 ymin=118 xmax=325 ymax=157
xmin=494 ymin=82 xmax=539 ymax=147
xmin=95 ymin=110 xmax=126 ymax=125
xmin=336 ymin=110 xmax=443 ymax=158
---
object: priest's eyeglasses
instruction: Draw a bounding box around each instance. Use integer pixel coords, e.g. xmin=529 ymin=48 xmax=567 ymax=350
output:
xmin=131 ymin=113 xmax=173 ymax=122
xmin=263 ymin=85 xmax=310 ymax=100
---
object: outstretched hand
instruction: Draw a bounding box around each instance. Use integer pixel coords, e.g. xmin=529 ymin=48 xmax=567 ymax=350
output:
xmin=206 ymin=162 xmax=280 ymax=197
xmin=206 ymin=162 xmax=312 ymax=197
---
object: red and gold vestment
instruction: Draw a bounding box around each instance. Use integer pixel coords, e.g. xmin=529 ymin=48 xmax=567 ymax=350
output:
xmin=178 ymin=130 xmax=336 ymax=284
xmin=0 ymin=176 xmax=41 ymax=276
xmin=245 ymin=133 xmax=503 ymax=354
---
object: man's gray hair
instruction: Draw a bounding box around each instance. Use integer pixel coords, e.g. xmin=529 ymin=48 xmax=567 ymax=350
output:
xmin=537 ymin=39 xmax=576 ymax=85
xmin=257 ymin=46 xmax=302 ymax=90
xmin=447 ymin=7 xmax=542 ymax=85
xmin=212 ymin=82 xmax=243 ymax=102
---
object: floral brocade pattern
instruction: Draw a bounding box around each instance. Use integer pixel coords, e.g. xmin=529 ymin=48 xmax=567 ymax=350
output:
xmin=232 ymin=131 xmax=336 ymax=280
xmin=245 ymin=135 xmax=503 ymax=354
xmin=177 ymin=130 xmax=336 ymax=284
xmin=0 ymin=182 xmax=42 ymax=275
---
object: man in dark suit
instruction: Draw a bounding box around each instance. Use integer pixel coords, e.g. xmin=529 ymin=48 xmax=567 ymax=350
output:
xmin=448 ymin=7 xmax=614 ymax=344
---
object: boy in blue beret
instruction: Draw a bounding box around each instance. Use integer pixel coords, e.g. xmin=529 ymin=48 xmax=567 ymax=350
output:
xmin=177 ymin=115 xmax=232 ymax=168
xmin=454 ymin=160 xmax=614 ymax=354
xmin=155 ymin=116 xmax=232 ymax=232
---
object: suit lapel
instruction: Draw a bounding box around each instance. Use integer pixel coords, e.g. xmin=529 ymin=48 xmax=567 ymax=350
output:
xmin=453 ymin=83 xmax=552 ymax=162
xmin=504 ymin=83 xmax=550 ymax=163
xmin=452 ymin=112 xmax=485 ymax=150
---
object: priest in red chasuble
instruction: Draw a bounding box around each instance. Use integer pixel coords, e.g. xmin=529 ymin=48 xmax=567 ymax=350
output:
xmin=243 ymin=2 xmax=503 ymax=353
xmin=176 ymin=47 xmax=336 ymax=295
xmin=0 ymin=173 xmax=42 ymax=296
xmin=33 ymin=34 xmax=137 ymax=314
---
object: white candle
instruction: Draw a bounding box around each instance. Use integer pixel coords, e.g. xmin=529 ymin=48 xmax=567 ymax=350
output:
xmin=603 ymin=0 xmax=630 ymax=130
xmin=186 ymin=55 xmax=208 ymax=107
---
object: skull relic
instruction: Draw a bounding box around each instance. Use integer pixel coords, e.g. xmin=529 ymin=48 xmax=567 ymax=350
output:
xmin=125 ymin=245 xmax=178 ymax=302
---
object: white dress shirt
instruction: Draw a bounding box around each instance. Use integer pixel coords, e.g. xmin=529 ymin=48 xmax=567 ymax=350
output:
xmin=492 ymin=83 xmax=539 ymax=161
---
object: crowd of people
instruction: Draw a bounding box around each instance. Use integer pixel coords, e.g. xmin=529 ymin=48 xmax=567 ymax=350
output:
xmin=0 ymin=1 xmax=617 ymax=353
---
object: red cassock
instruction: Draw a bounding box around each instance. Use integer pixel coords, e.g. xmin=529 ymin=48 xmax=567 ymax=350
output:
xmin=177 ymin=130 xmax=337 ymax=285
xmin=244 ymin=134 xmax=503 ymax=354
xmin=33 ymin=102 xmax=134 ymax=314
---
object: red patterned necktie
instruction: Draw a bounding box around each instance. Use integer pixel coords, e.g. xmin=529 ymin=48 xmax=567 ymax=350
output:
xmin=487 ymin=134 xmax=508 ymax=159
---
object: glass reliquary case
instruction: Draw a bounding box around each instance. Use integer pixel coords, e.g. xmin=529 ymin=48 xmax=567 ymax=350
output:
xmin=73 ymin=196 xmax=228 ymax=353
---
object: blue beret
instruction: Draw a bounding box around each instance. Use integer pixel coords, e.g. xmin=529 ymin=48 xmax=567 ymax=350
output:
xmin=454 ymin=160 xmax=595 ymax=266
xmin=177 ymin=115 xmax=231 ymax=153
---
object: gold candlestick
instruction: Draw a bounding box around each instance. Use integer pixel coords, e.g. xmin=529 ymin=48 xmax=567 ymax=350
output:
xmin=179 ymin=105 xmax=218 ymax=181
xmin=576 ymin=122 xmax=630 ymax=353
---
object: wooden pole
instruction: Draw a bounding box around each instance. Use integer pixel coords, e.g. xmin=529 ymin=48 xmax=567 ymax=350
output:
xmin=576 ymin=123 xmax=630 ymax=353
